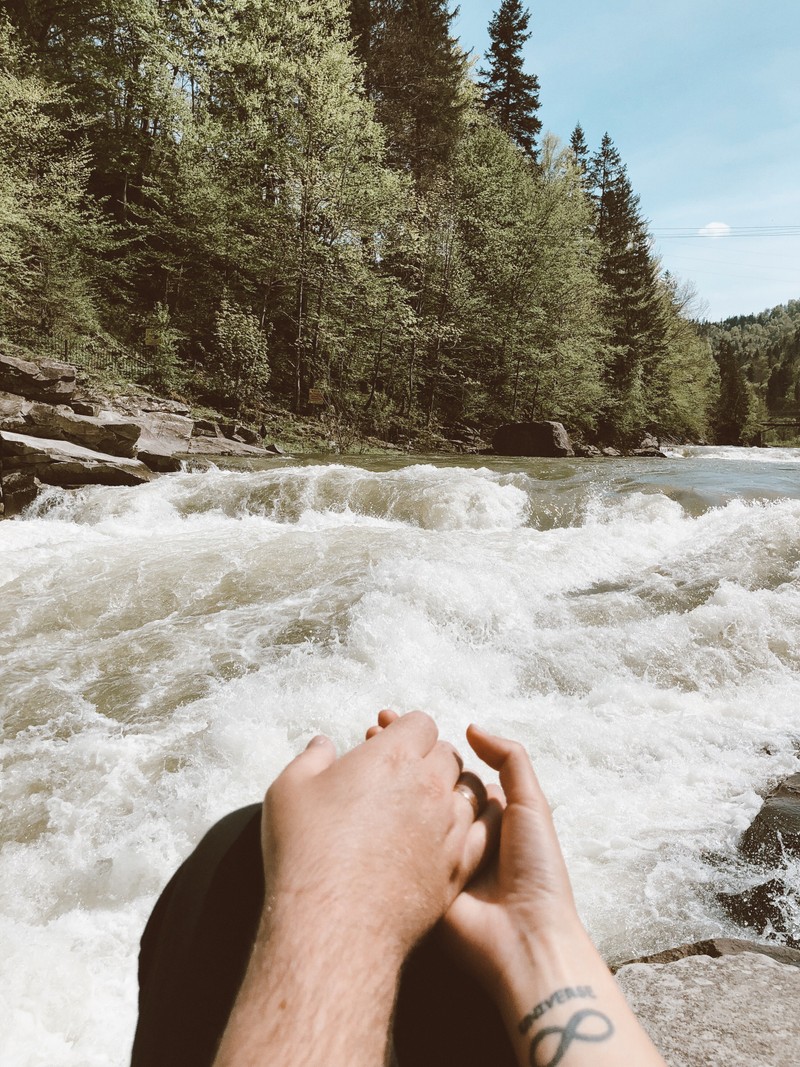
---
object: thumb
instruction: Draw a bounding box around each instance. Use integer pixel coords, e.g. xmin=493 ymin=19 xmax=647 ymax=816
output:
xmin=466 ymin=725 xmax=541 ymax=807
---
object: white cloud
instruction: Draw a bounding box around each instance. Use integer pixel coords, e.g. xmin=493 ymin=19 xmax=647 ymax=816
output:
xmin=698 ymin=221 xmax=732 ymax=238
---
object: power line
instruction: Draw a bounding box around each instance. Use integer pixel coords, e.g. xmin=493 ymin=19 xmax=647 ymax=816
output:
xmin=651 ymin=225 xmax=800 ymax=239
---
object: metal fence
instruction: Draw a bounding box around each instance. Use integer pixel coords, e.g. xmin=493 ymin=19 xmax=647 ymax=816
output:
xmin=12 ymin=331 xmax=149 ymax=383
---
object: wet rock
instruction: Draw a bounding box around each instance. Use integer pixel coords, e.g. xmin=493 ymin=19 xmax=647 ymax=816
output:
xmin=601 ymin=446 xmax=622 ymax=457
xmin=0 ymin=470 xmax=40 ymax=517
xmin=739 ymin=772 xmax=800 ymax=867
xmin=492 ymin=421 xmax=574 ymax=457
xmin=1 ymin=401 xmax=141 ymax=458
xmin=718 ymin=880 xmax=798 ymax=947
xmin=615 ymin=937 xmax=800 ymax=971
xmin=574 ymin=443 xmax=602 ymax=457
xmin=138 ymin=447 xmax=183 ymax=473
xmin=1 ymin=431 xmax=152 ymax=488
xmin=631 ymin=446 xmax=668 ymax=458
xmin=0 ymin=346 xmax=76 ymax=402
xmin=716 ymin=773 xmax=800 ymax=947
xmin=264 ymin=443 xmax=285 ymax=455
xmin=616 ymin=952 xmax=800 ymax=1066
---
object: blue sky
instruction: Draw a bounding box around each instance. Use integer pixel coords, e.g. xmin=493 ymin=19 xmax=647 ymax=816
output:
xmin=453 ymin=1 xmax=800 ymax=321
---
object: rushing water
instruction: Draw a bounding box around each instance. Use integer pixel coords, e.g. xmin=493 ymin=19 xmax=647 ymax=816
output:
xmin=2 ymin=447 xmax=800 ymax=1065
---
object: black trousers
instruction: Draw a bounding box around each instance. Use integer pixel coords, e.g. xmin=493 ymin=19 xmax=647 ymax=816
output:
xmin=131 ymin=804 xmax=515 ymax=1066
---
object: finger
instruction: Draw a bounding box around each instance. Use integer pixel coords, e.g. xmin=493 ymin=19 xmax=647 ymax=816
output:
xmin=452 ymin=769 xmax=487 ymax=821
xmin=466 ymin=725 xmax=541 ymax=807
xmin=460 ymin=791 xmax=504 ymax=880
xmin=376 ymin=709 xmax=438 ymax=756
xmin=283 ymin=734 xmax=337 ymax=781
xmin=365 ymin=724 xmax=383 ymax=740
xmin=426 ymin=740 xmax=464 ymax=786
xmin=377 ymin=708 xmax=399 ymax=728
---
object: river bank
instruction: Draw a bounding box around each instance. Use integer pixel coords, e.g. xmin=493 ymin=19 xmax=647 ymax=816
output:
xmin=2 ymin=344 xmax=698 ymax=518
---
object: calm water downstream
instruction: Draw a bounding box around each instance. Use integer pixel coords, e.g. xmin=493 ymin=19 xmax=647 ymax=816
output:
xmin=2 ymin=446 xmax=800 ymax=1065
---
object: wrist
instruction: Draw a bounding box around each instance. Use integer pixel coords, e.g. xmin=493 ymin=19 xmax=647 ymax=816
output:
xmin=489 ymin=920 xmax=598 ymax=1017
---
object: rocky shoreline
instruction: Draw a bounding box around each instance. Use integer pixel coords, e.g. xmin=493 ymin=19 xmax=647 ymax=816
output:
xmin=1 ymin=346 xmax=678 ymax=519
xmin=0 ymin=345 xmax=288 ymax=518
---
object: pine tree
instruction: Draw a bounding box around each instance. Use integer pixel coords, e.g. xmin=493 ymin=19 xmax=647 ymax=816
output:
xmin=479 ymin=0 xmax=541 ymax=158
xmin=370 ymin=0 xmax=469 ymax=188
xmin=568 ymin=122 xmax=592 ymax=191
xmin=587 ymin=133 xmax=666 ymax=440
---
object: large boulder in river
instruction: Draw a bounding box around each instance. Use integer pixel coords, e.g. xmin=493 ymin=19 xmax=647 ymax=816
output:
xmin=738 ymin=772 xmax=800 ymax=867
xmin=0 ymin=346 xmax=77 ymax=402
xmin=492 ymin=421 xmax=574 ymax=457
xmin=717 ymin=773 xmax=800 ymax=946
xmin=0 ymin=401 xmax=141 ymax=458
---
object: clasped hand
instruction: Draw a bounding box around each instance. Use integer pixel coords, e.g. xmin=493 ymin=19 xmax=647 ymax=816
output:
xmin=260 ymin=709 xmax=580 ymax=985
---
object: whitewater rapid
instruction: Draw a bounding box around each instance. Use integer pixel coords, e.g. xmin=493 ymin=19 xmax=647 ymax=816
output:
xmin=1 ymin=452 xmax=799 ymax=1065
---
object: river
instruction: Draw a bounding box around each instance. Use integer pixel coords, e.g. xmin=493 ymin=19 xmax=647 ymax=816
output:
xmin=2 ymin=446 xmax=799 ymax=1065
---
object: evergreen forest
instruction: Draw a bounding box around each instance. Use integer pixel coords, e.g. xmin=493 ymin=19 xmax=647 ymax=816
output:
xmin=1 ymin=0 xmax=786 ymax=447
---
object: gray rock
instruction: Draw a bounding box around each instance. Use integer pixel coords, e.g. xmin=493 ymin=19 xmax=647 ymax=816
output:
xmin=632 ymin=446 xmax=668 ymax=458
xmin=615 ymin=937 xmax=800 ymax=971
xmin=70 ymin=401 xmax=99 ymax=416
xmin=574 ymin=443 xmax=602 ymax=457
xmin=601 ymin=446 xmax=622 ymax=457
xmin=0 ymin=346 xmax=76 ymax=401
xmin=616 ymin=952 xmax=800 ymax=1065
xmin=640 ymin=433 xmax=660 ymax=449
xmin=1 ymin=431 xmax=152 ymax=488
xmin=185 ymin=435 xmax=272 ymax=457
xmin=492 ymin=421 xmax=574 ymax=457
xmin=264 ymin=442 xmax=285 ymax=455
xmin=0 ymin=470 xmax=40 ymax=517
xmin=192 ymin=418 xmax=222 ymax=438
xmin=221 ymin=422 xmax=261 ymax=445
xmin=137 ymin=447 xmax=183 ymax=474
xmin=0 ymin=391 xmax=32 ymax=420
xmin=1 ymin=401 xmax=141 ymax=458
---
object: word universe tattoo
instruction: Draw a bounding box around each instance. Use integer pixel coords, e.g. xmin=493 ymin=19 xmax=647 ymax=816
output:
xmin=519 ymin=988 xmax=614 ymax=1067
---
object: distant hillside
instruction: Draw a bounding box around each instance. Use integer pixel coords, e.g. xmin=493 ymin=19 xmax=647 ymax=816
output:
xmin=701 ymin=299 xmax=800 ymax=443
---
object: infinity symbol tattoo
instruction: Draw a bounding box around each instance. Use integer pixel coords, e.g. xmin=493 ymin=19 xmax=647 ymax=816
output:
xmin=529 ymin=1008 xmax=614 ymax=1067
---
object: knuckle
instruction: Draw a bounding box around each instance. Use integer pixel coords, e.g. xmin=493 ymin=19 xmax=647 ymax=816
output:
xmin=405 ymin=709 xmax=436 ymax=735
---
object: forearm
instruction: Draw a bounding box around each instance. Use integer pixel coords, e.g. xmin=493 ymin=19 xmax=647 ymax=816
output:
xmin=492 ymin=925 xmax=666 ymax=1067
xmin=213 ymin=902 xmax=401 ymax=1067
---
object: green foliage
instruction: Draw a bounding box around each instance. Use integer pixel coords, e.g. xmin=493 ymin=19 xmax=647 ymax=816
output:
xmin=706 ymin=300 xmax=800 ymax=422
xmin=0 ymin=21 xmax=110 ymax=337
xmin=479 ymin=0 xmax=542 ymax=158
xmin=142 ymin=303 xmax=183 ymax=394
xmin=213 ymin=297 xmax=271 ymax=417
xmin=368 ymin=0 xmax=470 ymax=188
xmin=0 ymin=0 xmax=727 ymax=445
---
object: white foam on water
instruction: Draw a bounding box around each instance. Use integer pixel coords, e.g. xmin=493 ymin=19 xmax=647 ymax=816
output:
xmin=667 ymin=444 xmax=800 ymax=464
xmin=2 ymin=459 xmax=799 ymax=1065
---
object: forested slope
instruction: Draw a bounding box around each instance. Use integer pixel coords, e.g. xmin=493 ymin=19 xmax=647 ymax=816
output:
xmin=0 ymin=1 xmax=733 ymax=445
xmin=703 ymin=300 xmax=800 ymax=443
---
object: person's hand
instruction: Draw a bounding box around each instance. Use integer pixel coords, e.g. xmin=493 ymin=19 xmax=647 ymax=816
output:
xmin=260 ymin=711 xmax=499 ymax=964
xmin=440 ymin=725 xmax=582 ymax=993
